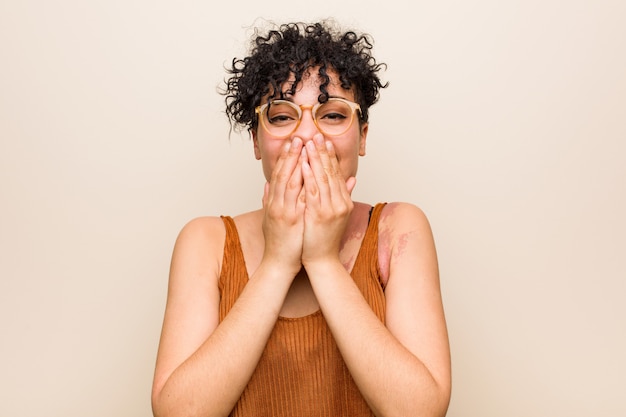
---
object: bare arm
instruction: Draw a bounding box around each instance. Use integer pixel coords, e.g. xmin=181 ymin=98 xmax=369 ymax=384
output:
xmin=151 ymin=139 xmax=307 ymax=417
xmin=301 ymin=137 xmax=451 ymax=417
xmin=151 ymin=218 xmax=295 ymax=417
xmin=307 ymin=204 xmax=450 ymax=417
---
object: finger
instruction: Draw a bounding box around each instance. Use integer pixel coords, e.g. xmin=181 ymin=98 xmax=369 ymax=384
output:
xmin=296 ymin=183 xmax=306 ymax=215
xmin=314 ymin=134 xmax=335 ymax=176
xmin=262 ymin=181 xmax=270 ymax=207
xmin=270 ymin=137 xmax=303 ymax=205
xmin=304 ymin=137 xmax=332 ymax=205
xmin=266 ymin=140 xmax=290 ymax=203
xmin=345 ymin=176 xmax=357 ymax=195
xmin=284 ymin=145 xmax=305 ymax=210
xmin=301 ymin=149 xmax=321 ymax=211
xmin=324 ymin=140 xmax=347 ymax=199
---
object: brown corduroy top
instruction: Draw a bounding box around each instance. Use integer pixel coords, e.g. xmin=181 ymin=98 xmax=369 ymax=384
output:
xmin=218 ymin=203 xmax=387 ymax=417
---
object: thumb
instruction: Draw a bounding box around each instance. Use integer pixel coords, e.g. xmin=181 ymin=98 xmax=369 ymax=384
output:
xmin=345 ymin=176 xmax=357 ymax=195
xmin=262 ymin=182 xmax=270 ymax=206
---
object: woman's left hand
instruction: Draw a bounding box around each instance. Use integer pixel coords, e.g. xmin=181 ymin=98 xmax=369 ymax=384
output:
xmin=300 ymin=134 xmax=356 ymax=268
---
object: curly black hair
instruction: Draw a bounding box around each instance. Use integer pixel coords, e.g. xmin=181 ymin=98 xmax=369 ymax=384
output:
xmin=222 ymin=21 xmax=387 ymax=134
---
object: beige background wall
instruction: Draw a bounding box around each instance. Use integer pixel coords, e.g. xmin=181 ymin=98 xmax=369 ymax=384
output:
xmin=1 ymin=1 xmax=624 ymax=416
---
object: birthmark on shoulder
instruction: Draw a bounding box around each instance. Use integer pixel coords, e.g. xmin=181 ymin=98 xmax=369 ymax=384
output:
xmin=377 ymin=202 xmax=419 ymax=276
xmin=340 ymin=230 xmax=364 ymax=272
xmin=342 ymin=255 xmax=355 ymax=272
xmin=393 ymin=230 xmax=415 ymax=259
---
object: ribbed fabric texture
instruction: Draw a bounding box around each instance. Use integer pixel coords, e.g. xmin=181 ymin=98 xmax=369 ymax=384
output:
xmin=219 ymin=203 xmax=387 ymax=417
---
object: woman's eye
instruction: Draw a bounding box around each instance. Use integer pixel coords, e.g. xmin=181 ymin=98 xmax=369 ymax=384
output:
xmin=268 ymin=114 xmax=296 ymax=124
xmin=321 ymin=112 xmax=347 ymax=120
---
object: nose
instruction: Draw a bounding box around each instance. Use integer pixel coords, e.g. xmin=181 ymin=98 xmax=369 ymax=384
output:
xmin=291 ymin=105 xmax=321 ymax=141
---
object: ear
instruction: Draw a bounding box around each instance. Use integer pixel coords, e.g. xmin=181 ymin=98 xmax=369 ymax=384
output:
xmin=358 ymin=123 xmax=368 ymax=156
xmin=252 ymin=129 xmax=262 ymax=160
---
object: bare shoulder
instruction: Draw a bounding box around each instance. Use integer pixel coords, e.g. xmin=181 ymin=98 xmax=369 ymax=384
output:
xmin=177 ymin=215 xmax=227 ymax=243
xmin=379 ymin=202 xmax=433 ymax=234
xmin=377 ymin=202 xmax=436 ymax=285
xmin=169 ymin=216 xmax=227 ymax=285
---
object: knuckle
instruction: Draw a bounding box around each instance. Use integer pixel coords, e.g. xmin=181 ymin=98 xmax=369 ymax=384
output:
xmin=276 ymin=171 xmax=290 ymax=182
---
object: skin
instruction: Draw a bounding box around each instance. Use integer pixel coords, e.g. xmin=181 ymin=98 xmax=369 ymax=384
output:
xmin=151 ymin=69 xmax=451 ymax=417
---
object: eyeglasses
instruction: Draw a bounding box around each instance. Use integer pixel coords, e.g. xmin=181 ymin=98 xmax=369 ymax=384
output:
xmin=255 ymin=98 xmax=361 ymax=138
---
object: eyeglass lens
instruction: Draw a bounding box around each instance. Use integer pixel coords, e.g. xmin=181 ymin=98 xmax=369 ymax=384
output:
xmin=262 ymin=100 xmax=355 ymax=136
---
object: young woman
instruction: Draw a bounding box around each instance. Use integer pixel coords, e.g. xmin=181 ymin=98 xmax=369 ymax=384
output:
xmin=152 ymin=21 xmax=451 ymax=417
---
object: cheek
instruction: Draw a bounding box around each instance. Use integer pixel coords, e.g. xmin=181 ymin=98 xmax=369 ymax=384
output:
xmin=257 ymin=134 xmax=285 ymax=157
xmin=332 ymin=138 xmax=361 ymax=158
xmin=332 ymin=142 xmax=361 ymax=175
xmin=257 ymin=139 xmax=287 ymax=175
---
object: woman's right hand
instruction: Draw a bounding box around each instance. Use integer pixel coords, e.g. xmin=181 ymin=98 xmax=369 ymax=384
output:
xmin=261 ymin=137 xmax=306 ymax=278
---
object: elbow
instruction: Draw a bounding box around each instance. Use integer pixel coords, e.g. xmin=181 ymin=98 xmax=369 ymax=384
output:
xmin=419 ymin=367 xmax=451 ymax=417
xmin=397 ymin=396 xmax=450 ymax=417
xmin=151 ymin=388 xmax=164 ymax=417
xmin=428 ymin=378 xmax=451 ymax=417
xmin=430 ymin=380 xmax=452 ymax=417
xmin=151 ymin=385 xmax=229 ymax=417
xmin=151 ymin=383 xmax=171 ymax=417
xmin=386 ymin=381 xmax=451 ymax=417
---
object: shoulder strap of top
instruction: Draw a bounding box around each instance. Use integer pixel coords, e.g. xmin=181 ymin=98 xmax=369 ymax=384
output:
xmin=369 ymin=202 xmax=386 ymax=226
xmin=218 ymin=216 xmax=249 ymax=321
xmin=220 ymin=215 xmax=248 ymax=274
xmin=362 ymin=202 xmax=386 ymax=248
xmin=351 ymin=202 xmax=387 ymax=290
xmin=220 ymin=215 xmax=245 ymax=266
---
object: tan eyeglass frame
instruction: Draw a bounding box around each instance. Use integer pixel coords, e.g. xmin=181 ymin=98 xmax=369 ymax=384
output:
xmin=255 ymin=98 xmax=361 ymax=138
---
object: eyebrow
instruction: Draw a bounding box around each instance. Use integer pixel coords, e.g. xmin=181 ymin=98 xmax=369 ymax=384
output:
xmin=275 ymin=94 xmax=350 ymax=103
